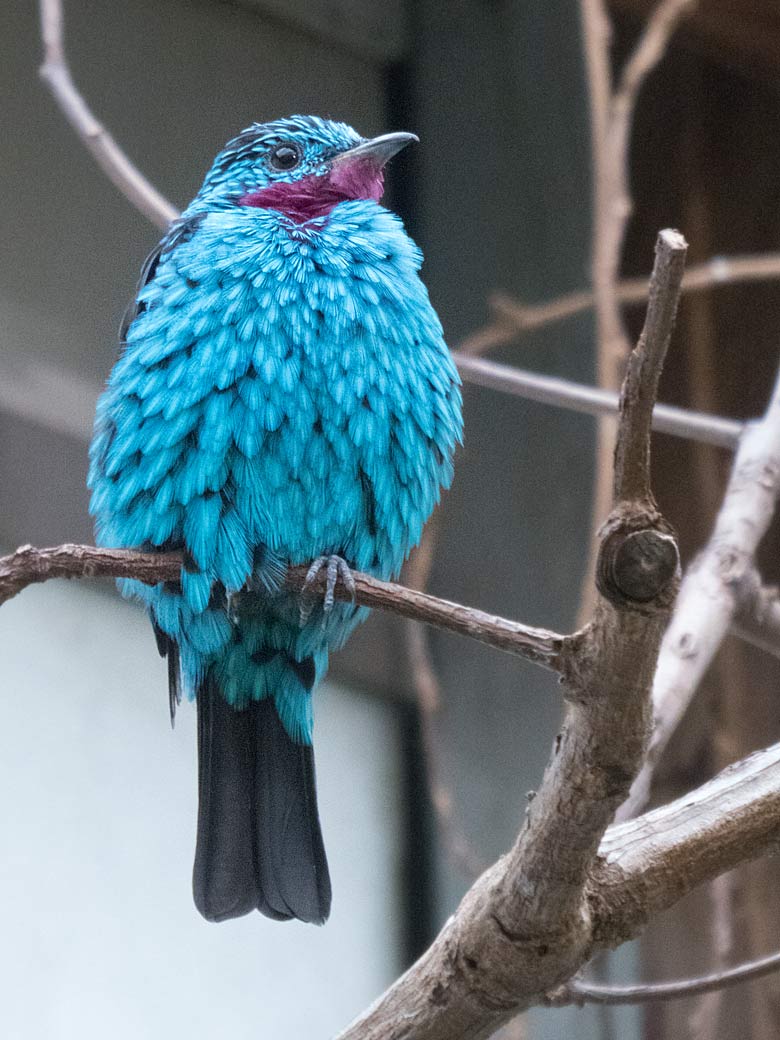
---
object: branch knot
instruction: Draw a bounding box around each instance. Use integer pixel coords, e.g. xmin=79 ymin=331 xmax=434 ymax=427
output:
xmin=596 ymin=513 xmax=679 ymax=610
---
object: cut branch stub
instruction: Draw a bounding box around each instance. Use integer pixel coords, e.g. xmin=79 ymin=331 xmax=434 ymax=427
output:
xmin=597 ymin=511 xmax=680 ymax=609
xmin=613 ymin=229 xmax=688 ymax=504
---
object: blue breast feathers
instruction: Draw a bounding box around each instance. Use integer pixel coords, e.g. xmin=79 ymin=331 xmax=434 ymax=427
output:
xmin=89 ymin=198 xmax=462 ymax=736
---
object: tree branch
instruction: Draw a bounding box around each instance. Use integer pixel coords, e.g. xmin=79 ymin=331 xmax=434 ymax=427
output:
xmin=334 ymin=740 xmax=780 ymax=1038
xmin=593 ymin=742 xmax=780 ymax=942
xmin=574 ymin=0 xmax=695 ymax=628
xmin=0 ymin=543 xmax=567 ymax=673
xmin=38 ymin=0 xmax=177 ymax=229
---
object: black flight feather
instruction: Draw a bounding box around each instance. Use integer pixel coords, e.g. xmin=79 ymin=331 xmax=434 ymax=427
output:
xmin=192 ymin=672 xmax=331 ymax=925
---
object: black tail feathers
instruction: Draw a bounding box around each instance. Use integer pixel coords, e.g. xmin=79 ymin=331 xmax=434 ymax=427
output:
xmin=192 ymin=677 xmax=331 ymax=924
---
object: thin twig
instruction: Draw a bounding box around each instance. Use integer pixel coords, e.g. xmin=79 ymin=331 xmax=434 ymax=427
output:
xmin=478 ymin=251 xmax=780 ymax=349
xmin=558 ymin=947 xmax=780 ymax=1006
xmin=0 ymin=543 xmax=568 ymax=672
xmin=612 ymin=0 xmax=698 ymax=142
xmin=689 ymin=872 xmax=734 ymax=1038
xmin=577 ymin=0 xmax=628 ymax=627
xmin=454 ymin=354 xmax=742 ymax=450
xmin=38 ymin=0 xmax=177 ymax=229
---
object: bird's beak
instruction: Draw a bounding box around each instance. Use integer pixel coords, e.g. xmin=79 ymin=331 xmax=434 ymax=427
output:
xmin=333 ymin=132 xmax=419 ymax=169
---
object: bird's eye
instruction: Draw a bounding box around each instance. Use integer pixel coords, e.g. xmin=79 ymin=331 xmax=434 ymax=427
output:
xmin=268 ymin=142 xmax=302 ymax=172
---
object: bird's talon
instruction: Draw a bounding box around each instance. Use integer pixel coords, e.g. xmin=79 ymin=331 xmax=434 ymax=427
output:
xmin=300 ymin=554 xmax=355 ymax=624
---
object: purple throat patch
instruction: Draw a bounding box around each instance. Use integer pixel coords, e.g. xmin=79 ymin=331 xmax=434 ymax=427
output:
xmin=240 ymin=160 xmax=385 ymax=223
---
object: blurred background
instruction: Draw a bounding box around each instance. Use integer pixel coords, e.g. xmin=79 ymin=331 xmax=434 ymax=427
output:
xmin=1 ymin=1 xmax=780 ymax=1038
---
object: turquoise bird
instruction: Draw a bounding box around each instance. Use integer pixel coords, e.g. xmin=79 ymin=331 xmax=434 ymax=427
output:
xmin=88 ymin=116 xmax=462 ymax=924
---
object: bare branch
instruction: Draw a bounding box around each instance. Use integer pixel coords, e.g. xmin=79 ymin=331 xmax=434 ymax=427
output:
xmin=0 ymin=543 xmax=567 ymax=672
xmin=613 ymin=229 xmax=687 ymax=502
xmin=334 ymin=739 xmax=780 ymax=1038
xmin=0 ymin=544 xmax=183 ymax=601
xmin=559 ymin=948 xmax=780 ymax=1006
xmin=594 ymin=742 xmax=780 ymax=941
xmin=38 ymin=0 xmax=178 ymax=229
xmin=453 ymin=354 xmax=741 ymax=451
xmin=619 ymin=359 xmax=780 ymax=819
xmin=577 ymin=0 xmax=631 ymax=627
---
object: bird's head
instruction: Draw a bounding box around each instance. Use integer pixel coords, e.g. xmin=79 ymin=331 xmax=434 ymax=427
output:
xmin=194 ymin=115 xmax=418 ymax=223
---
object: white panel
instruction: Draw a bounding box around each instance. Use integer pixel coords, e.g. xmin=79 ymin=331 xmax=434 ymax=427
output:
xmin=0 ymin=579 xmax=403 ymax=1039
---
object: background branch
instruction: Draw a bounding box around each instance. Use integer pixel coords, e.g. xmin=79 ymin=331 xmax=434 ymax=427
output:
xmin=561 ymin=947 xmax=780 ymax=1006
xmin=618 ymin=356 xmax=780 ymax=819
xmin=39 ymin=0 xmax=177 ymax=229
xmin=464 ymin=250 xmax=780 ymax=353
xmin=453 ymin=354 xmax=742 ymax=449
xmin=573 ymin=0 xmax=696 ymax=630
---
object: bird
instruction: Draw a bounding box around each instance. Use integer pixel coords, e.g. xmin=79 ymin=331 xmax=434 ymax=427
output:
xmin=88 ymin=115 xmax=462 ymax=925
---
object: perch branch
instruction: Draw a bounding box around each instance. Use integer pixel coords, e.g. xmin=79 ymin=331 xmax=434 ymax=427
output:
xmin=39 ymin=0 xmax=177 ymax=229
xmin=0 ymin=544 xmax=567 ymax=673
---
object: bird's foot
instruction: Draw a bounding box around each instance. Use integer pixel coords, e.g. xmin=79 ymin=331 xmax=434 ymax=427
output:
xmin=300 ymin=555 xmax=356 ymax=625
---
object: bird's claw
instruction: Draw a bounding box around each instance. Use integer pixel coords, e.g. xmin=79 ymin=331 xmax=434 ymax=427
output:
xmin=300 ymin=555 xmax=356 ymax=625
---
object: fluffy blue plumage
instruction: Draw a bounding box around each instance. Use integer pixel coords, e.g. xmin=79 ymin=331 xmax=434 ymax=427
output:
xmin=88 ymin=116 xmax=462 ymax=922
